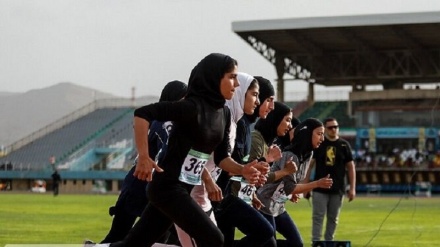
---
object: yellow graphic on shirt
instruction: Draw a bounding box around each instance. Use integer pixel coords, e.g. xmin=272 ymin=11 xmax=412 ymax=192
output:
xmin=326 ymin=146 xmax=336 ymax=166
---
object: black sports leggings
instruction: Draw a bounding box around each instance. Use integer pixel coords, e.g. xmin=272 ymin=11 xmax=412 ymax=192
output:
xmin=111 ymin=179 xmax=224 ymax=247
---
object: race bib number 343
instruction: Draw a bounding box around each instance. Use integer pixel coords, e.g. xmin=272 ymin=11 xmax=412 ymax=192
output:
xmin=179 ymin=149 xmax=210 ymax=185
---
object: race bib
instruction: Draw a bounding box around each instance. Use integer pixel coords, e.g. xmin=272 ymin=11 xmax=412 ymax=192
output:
xmin=231 ymin=177 xmax=255 ymax=205
xmin=271 ymin=181 xmax=292 ymax=203
xmin=178 ymin=149 xmax=210 ymax=185
xmin=269 ymin=182 xmax=292 ymax=213
xmin=210 ymin=167 xmax=222 ymax=182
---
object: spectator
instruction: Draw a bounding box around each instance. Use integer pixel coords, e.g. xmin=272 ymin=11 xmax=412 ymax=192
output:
xmin=432 ymin=150 xmax=440 ymax=168
xmin=51 ymin=170 xmax=61 ymax=196
xmin=304 ymin=117 xmax=356 ymax=242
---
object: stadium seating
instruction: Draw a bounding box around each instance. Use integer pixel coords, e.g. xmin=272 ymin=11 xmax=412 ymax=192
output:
xmin=0 ymin=107 xmax=134 ymax=171
xmin=297 ymin=101 xmax=355 ymax=127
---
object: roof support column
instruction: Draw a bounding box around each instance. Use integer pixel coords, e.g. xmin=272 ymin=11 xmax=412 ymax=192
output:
xmin=275 ymin=58 xmax=285 ymax=102
xmin=307 ymin=82 xmax=315 ymax=106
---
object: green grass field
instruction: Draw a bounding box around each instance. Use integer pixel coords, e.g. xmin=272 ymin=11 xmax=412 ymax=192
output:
xmin=0 ymin=192 xmax=439 ymax=247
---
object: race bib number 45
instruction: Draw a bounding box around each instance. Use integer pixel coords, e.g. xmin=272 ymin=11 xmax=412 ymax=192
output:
xmin=179 ymin=149 xmax=210 ymax=185
xmin=271 ymin=182 xmax=292 ymax=203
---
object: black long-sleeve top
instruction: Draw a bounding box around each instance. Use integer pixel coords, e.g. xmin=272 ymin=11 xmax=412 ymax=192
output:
xmin=134 ymin=98 xmax=231 ymax=183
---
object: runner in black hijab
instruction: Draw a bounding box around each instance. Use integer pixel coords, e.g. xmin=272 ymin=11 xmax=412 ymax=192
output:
xmin=247 ymin=76 xmax=275 ymax=123
xmin=275 ymin=116 xmax=301 ymax=150
xmin=98 ymin=80 xmax=187 ymax=244
xmin=254 ymin=101 xmax=292 ymax=146
xmin=107 ymin=53 xmax=268 ymax=247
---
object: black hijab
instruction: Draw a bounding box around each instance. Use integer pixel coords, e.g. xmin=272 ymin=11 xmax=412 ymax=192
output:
xmin=186 ymin=53 xmax=237 ymax=109
xmin=159 ymin=80 xmax=187 ymax=102
xmin=254 ymin=101 xmax=291 ymax=145
xmin=286 ymin=118 xmax=323 ymax=159
xmin=277 ymin=116 xmax=301 ymax=150
xmin=247 ymin=76 xmax=275 ymax=123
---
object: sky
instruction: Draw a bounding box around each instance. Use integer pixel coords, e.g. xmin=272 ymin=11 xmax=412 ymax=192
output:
xmin=2 ymin=0 xmax=440 ymax=100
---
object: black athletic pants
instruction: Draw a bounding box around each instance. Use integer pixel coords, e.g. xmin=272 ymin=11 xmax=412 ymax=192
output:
xmin=110 ymin=179 xmax=224 ymax=247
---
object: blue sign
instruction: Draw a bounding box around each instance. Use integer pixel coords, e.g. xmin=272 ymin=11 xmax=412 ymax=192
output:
xmin=357 ymin=128 xmax=437 ymax=139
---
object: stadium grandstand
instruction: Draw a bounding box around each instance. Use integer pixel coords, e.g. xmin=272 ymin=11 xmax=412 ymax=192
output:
xmin=233 ymin=11 xmax=440 ymax=195
xmin=0 ymin=98 xmax=153 ymax=193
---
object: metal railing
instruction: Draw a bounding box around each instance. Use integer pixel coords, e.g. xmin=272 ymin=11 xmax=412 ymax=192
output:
xmin=1 ymin=97 xmax=157 ymax=156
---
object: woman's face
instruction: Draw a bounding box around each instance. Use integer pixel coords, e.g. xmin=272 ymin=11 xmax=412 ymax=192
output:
xmin=243 ymin=84 xmax=260 ymax=115
xmin=220 ymin=65 xmax=239 ymax=100
xmin=276 ymin=112 xmax=293 ymax=136
xmin=258 ymin=96 xmax=275 ymax=119
xmin=288 ymin=127 xmax=295 ymax=142
xmin=312 ymin=126 xmax=325 ymax=148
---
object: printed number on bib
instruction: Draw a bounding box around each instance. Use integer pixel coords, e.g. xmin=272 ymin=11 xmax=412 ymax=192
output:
xmin=238 ymin=181 xmax=255 ymax=205
xmin=271 ymin=182 xmax=292 ymax=203
xmin=179 ymin=149 xmax=210 ymax=185
xmin=269 ymin=182 xmax=292 ymax=213
xmin=211 ymin=167 xmax=222 ymax=182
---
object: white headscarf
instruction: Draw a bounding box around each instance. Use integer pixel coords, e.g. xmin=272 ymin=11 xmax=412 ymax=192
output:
xmin=226 ymin=72 xmax=255 ymax=124
xmin=225 ymin=72 xmax=255 ymax=152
